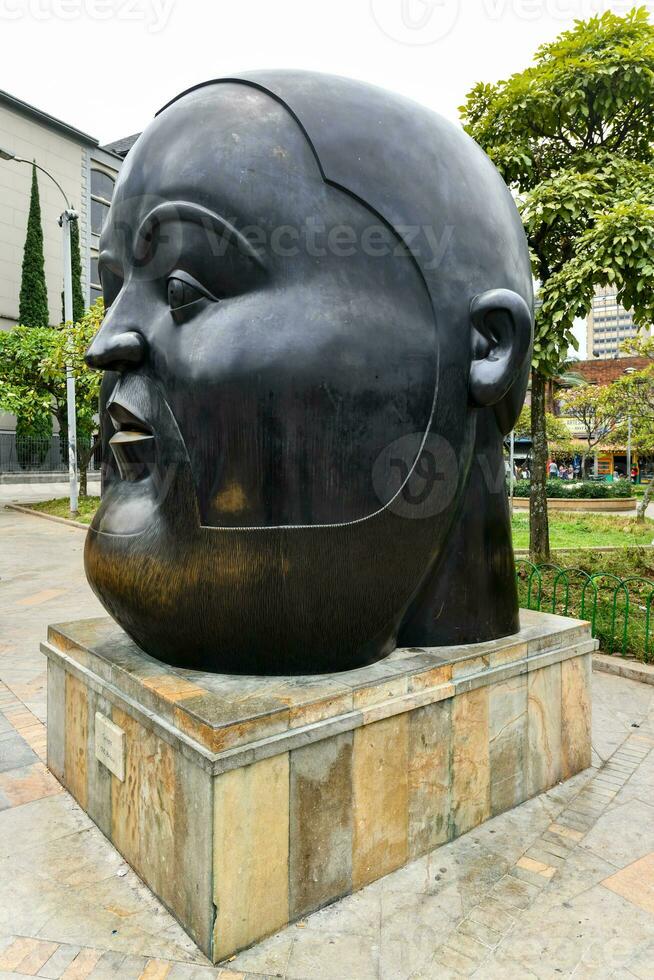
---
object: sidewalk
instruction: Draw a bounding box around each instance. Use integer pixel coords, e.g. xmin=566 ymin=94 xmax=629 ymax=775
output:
xmin=1 ymin=504 xmax=654 ymax=978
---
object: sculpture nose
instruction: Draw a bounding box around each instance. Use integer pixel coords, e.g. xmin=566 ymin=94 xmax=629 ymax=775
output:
xmin=85 ymin=330 xmax=146 ymax=372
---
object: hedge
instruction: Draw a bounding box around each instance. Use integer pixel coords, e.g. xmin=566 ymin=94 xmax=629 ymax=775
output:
xmin=512 ymin=479 xmax=633 ymax=499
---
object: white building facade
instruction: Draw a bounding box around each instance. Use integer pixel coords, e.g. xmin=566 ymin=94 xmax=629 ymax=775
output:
xmin=0 ymin=90 xmax=123 ymax=437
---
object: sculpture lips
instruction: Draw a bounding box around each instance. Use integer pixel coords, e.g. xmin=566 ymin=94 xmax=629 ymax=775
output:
xmin=107 ymin=399 xmax=152 ymax=436
xmin=107 ymin=399 xmax=154 ymax=482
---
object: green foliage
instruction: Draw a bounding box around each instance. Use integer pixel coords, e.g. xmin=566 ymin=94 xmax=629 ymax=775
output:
xmin=0 ymin=299 xmax=104 ymax=453
xmin=513 ymin=515 xmax=652 ymax=550
xmin=61 ymin=217 xmax=85 ymax=325
xmin=18 ymin=163 xmax=49 ymax=328
xmin=513 ymin=479 xmax=633 ymax=498
xmin=460 ymin=7 xmax=654 ymax=376
xmin=517 ymin=549 xmax=654 ymax=661
xmin=514 ymin=404 xmax=572 ymax=450
xmin=560 ymin=383 xmax=621 ymax=452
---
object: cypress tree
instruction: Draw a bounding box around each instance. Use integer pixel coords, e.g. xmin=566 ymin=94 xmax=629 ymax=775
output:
xmin=70 ymin=216 xmax=85 ymax=323
xmin=61 ymin=215 xmax=85 ymax=323
xmin=18 ymin=163 xmax=49 ymax=327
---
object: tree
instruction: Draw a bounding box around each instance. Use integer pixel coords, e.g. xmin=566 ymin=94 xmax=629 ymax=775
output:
xmin=16 ymin=162 xmax=52 ymax=457
xmin=559 ymin=385 xmax=621 ymax=476
xmin=608 ymin=347 xmax=654 ymax=519
xmin=18 ymin=163 xmax=49 ymax=328
xmin=0 ymin=300 xmax=104 ymax=495
xmin=41 ymin=301 xmax=104 ymax=495
xmin=61 ymin=216 xmax=85 ymax=325
xmin=514 ymin=404 xmax=573 ymax=457
xmin=461 ymin=7 xmax=654 ymax=561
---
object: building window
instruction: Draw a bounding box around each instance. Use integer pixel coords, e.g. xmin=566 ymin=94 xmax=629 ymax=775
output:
xmin=89 ymin=254 xmax=102 ymax=304
xmin=90 ymin=169 xmax=114 ymax=237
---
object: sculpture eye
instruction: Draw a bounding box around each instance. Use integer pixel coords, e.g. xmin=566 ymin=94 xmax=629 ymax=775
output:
xmin=166 ymin=270 xmax=218 ymax=321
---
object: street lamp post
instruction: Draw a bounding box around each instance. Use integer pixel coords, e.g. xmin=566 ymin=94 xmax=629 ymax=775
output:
xmin=0 ymin=147 xmax=79 ymax=512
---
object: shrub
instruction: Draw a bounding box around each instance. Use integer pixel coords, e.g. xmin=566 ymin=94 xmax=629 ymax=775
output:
xmin=513 ymin=479 xmax=633 ymax=498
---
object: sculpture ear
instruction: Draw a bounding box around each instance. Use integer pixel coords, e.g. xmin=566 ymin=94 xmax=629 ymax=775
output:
xmin=469 ymin=288 xmax=533 ymax=434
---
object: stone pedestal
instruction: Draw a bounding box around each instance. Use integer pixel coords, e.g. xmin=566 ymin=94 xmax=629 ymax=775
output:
xmin=43 ymin=610 xmax=595 ymax=963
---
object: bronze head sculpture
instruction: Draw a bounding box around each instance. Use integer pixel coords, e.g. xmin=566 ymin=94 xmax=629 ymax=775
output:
xmin=84 ymin=71 xmax=533 ymax=674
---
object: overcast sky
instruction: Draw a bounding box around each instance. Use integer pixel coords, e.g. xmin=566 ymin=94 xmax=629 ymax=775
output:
xmin=3 ymin=0 xmax=646 ymax=354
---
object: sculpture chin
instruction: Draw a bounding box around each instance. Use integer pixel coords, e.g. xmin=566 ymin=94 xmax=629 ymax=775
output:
xmin=85 ymin=416 xmax=475 ymax=675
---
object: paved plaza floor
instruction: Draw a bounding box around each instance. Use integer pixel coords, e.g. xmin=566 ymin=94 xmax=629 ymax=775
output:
xmin=1 ymin=499 xmax=654 ymax=978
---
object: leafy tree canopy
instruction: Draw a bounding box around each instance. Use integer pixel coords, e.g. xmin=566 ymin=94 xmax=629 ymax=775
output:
xmin=0 ymin=299 xmax=103 ymax=440
xmin=514 ymin=404 xmax=573 ymax=452
xmin=461 ymin=6 xmax=654 ymax=376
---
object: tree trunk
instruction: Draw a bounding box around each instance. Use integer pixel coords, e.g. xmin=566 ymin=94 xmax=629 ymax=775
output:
xmin=636 ymin=481 xmax=654 ymax=523
xmin=529 ymin=368 xmax=550 ymax=562
xmin=78 ymin=437 xmax=100 ymax=498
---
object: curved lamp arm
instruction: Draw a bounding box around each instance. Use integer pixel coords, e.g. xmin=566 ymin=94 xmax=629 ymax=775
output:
xmin=0 ymin=148 xmax=71 ymax=208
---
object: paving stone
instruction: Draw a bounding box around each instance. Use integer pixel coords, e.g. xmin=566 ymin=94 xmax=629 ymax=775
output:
xmin=444 ymin=928 xmax=488 ymax=965
xmin=525 ymin=845 xmax=566 ymax=869
xmin=0 ymin=732 xmax=37 ymax=773
xmin=88 ymin=951 xmax=148 ymax=978
xmin=491 ymin=874 xmax=540 ymax=910
xmin=468 ymin=899 xmax=517 ymax=933
xmin=434 ymin=945 xmax=478 ymax=977
xmin=285 ymin=931 xmax=379 ymax=980
xmin=38 ymin=944 xmax=82 ymax=979
xmin=456 ymin=915 xmax=503 ymax=949
xmin=540 ymin=831 xmax=575 ymax=851
xmin=511 ymin=863 xmax=552 ymax=887
xmin=533 ymin=838 xmax=571 ymax=861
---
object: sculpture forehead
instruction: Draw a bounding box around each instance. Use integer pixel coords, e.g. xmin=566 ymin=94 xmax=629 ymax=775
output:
xmin=111 ymin=83 xmax=326 ymax=223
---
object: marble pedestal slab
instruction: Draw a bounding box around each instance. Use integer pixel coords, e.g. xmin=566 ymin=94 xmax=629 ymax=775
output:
xmin=42 ymin=610 xmax=595 ymax=963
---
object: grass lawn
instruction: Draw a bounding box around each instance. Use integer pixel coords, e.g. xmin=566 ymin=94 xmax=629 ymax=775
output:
xmin=25 ymin=495 xmax=101 ymax=525
xmin=511 ymin=511 xmax=654 ymax=550
xmin=22 ymin=496 xmax=654 ymax=552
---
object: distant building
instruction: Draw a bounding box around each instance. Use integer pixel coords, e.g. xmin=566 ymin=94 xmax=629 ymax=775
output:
xmin=586 ymin=284 xmax=650 ymax=358
xmin=0 ymin=90 xmax=124 ymax=437
xmin=556 ymin=355 xmax=652 ymax=480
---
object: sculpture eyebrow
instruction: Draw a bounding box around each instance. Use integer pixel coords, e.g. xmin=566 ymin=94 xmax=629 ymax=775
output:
xmin=136 ymin=201 xmax=265 ymax=268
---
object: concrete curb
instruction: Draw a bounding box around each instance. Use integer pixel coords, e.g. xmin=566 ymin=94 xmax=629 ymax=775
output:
xmin=0 ymin=472 xmax=101 ymax=485
xmin=5 ymin=503 xmax=89 ymax=531
xmin=593 ymin=652 xmax=654 ymax=686
xmin=513 ymin=497 xmax=636 ymax=513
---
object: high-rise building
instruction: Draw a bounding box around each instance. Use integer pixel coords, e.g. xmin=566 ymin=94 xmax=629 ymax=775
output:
xmin=586 ymin=284 xmax=649 ymax=358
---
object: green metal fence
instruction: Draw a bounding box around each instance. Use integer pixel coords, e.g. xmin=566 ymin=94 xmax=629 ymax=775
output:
xmin=516 ymin=559 xmax=654 ymax=662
